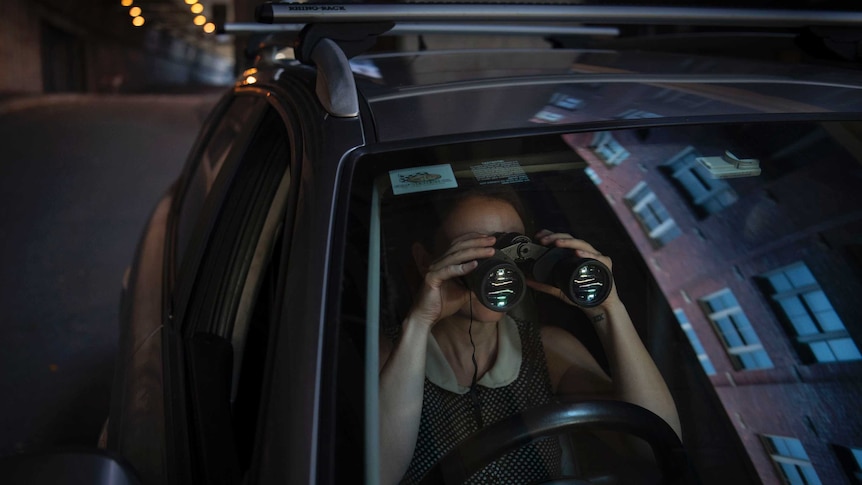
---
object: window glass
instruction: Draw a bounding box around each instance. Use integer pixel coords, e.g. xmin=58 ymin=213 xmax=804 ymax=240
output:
xmin=763 ymin=435 xmax=822 ymax=485
xmin=761 ymin=262 xmax=861 ymax=363
xmin=175 ymin=96 xmax=264 ymax=270
xmin=701 ymin=289 xmax=773 ymax=370
xmin=340 ymin=121 xmax=862 ymax=485
xmin=176 ymin=106 xmax=291 ymax=477
xmin=660 ymin=146 xmax=739 ymax=218
xmin=624 ymin=181 xmax=681 ymax=246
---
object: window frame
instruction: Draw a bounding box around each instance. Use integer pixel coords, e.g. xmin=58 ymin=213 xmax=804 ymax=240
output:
xmin=759 ymin=262 xmax=861 ymax=364
xmin=163 ymin=89 xmax=303 ymax=484
xmin=624 ymin=180 xmax=682 ymax=248
xmin=168 ymin=93 xmax=269 ymax=289
xmin=700 ymin=288 xmax=774 ymax=371
xmin=590 ymin=130 xmax=630 ymax=166
xmin=660 ymin=145 xmax=738 ymax=218
xmin=761 ymin=435 xmax=822 ymax=485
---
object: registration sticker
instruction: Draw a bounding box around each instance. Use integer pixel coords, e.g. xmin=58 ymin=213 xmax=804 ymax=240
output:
xmin=470 ymin=160 xmax=529 ymax=185
xmin=389 ymin=164 xmax=458 ymax=195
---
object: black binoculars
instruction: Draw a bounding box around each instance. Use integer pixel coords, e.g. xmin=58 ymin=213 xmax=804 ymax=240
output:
xmin=463 ymin=233 xmax=612 ymax=311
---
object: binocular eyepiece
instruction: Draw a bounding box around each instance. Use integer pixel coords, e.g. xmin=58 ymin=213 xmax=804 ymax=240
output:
xmin=463 ymin=233 xmax=612 ymax=312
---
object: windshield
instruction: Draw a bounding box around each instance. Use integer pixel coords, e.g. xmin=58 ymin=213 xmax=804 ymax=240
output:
xmin=336 ymin=120 xmax=862 ymax=484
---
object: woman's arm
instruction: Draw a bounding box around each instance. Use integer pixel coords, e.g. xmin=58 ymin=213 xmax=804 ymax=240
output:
xmin=581 ymin=299 xmax=682 ymax=439
xmin=530 ymin=231 xmax=682 ymax=440
xmin=379 ymin=318 xmax=431 ymax=485
xmin=378 ymin=234 xmax=496 ymax=484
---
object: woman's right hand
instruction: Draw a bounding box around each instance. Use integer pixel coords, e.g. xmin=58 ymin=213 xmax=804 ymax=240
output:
xmin=408 ymin=233 xmax=497 ymax=328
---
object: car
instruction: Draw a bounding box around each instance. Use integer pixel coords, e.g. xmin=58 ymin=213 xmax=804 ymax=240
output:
xmin=11 ymin=3 xmax=862 ymax=484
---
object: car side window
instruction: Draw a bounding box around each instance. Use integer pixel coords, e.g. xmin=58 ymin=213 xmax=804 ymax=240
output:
xmin=175 ymin=96 xmax=265 ymax=271
xmin=172 ymin=104 xmax=296 ymax=481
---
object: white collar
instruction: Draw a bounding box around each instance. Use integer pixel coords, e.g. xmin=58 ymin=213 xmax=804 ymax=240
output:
xmin=425 ymin=315 xmax=522 ymax=395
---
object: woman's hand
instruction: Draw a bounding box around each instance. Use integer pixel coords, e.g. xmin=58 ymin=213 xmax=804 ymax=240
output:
xmin=408 ymin=233 xmax=496 ymax=328
xmin=525 ymin=230 xmax=621 ymax=312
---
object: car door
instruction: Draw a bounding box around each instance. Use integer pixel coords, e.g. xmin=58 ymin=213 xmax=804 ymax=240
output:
xmin=168 ymin=94 xmax=301 ymax=485
xmin=108 ymin=91 xmax=267 ymax=485
xmin=109 ymin=88 xmax=301 ymax=485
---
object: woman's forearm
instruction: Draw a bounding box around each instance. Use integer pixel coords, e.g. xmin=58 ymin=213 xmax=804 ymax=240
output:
xmin=379 ymin=318 xmax=430 ymax=484
xmin=587 ymin=300 xmax=682 ymax=439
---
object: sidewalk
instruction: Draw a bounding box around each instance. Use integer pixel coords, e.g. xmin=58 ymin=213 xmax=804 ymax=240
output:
xmin=0 ymin=90 xmax=223 ymax=118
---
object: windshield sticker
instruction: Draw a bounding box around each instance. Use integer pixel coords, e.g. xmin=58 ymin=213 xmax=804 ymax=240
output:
xmin=389 ymin=164 xmax=458 ymax=195
xmin=470 ymin=160 xmax=530 ymax=185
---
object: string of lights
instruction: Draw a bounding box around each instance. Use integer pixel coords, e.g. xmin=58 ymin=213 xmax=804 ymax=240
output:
xmin=121 ymin=0 xmax=216 ymax=33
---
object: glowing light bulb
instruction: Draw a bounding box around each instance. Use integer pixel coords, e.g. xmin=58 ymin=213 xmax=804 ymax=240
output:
xmin=129 ymin=6 xmax=141 ymax=17
xmin=121 ymin=0 xmax=133 ymax=7
xmin=132 ymin=16 xmax=145 ymax=27
xmin=191 ymin=3 xmax=203 ymax=14
xmin=193 ymin=15 xmax=206 ymax=26
xmin=203 ymin=22 xmax=216 ymax=34
xmin=184 ymin=0 xmax=197 ymax=5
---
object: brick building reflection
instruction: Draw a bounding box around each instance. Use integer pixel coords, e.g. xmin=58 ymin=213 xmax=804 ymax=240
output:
xmin=564 ymin=123 xmax=862 ymax=484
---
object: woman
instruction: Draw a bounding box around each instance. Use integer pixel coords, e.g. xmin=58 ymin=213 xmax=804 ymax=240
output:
xmin=379 ymin=189 xmax=681 ymax=484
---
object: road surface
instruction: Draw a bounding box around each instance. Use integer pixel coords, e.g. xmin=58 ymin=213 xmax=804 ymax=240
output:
xmin=0 ymin=93 xmax=218 ymax=455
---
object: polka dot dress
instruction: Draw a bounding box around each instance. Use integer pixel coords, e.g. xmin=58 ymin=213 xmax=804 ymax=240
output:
xmin=400 ymin=319 xmax=562 ymax=484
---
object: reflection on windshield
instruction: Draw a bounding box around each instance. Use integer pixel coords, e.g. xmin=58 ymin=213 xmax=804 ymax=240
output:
xmin=565 ymin=122 xmax=862 ymax=484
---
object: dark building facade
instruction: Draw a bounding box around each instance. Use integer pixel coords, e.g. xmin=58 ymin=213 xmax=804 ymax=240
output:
xmin=1 ymin=0 xmax=233 ymax=94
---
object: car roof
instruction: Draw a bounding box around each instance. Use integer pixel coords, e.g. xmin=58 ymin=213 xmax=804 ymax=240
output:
xmin=347 ymin=48 xmax=862 ymax=142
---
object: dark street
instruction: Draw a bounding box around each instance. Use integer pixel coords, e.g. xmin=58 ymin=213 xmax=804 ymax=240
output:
xmin=0 ymin=94 xmax=217 ymax=454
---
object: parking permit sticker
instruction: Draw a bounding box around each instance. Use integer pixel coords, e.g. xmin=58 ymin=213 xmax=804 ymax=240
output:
xmin=470 ymin=160 xmax=529 ymax=185
xmin=389 ymin=164 xmax=458 ymax=195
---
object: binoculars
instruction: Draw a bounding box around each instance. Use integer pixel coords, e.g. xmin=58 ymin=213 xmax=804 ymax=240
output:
xmin=463 ymin=233 xmax=612 ymax=311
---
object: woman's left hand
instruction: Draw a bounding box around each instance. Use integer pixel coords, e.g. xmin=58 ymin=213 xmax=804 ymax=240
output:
xmin=525 ymin=230 xmax=620 ymax=310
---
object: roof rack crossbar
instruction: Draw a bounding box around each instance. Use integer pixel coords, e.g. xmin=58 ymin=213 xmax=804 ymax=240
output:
xmin=255 ymin=3 xmax=862 ymax=28
xmin=224 ymin=22 xmax=620 ymax=37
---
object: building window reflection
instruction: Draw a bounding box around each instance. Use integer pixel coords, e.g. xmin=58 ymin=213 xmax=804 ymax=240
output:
xmin=549 ymin=92 xmax=582 ymax=110
xmin=590 ymin=131 xmax=630 ymax=166
xmin=661 ymin=146 xmax=737 ymax=218
xmin=833 ymin=445 xmax=862 ymax=483
xmin=617 ymin=108 xmax=661 ymax=119
xmin=700 ymin=288 xmax=773 ymax=370
xmin=674 ymin=309 xmax=716 ymax=375
xmin=624 ymin=181 xmax=681 ymax=247
xmin=760 ymin=262 xmax=862 ymax=364
xmin=761 ymin=435 xmax=822 ymax=485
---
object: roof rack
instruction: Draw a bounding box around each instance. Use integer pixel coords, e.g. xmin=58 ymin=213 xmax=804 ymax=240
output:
xmin=255 ymin=3 xmax=862 ymax=28
xmin=224 ymin=22 xmax=619 ymax=37
xmin=225 ymin=3 xmax=862 ymax=118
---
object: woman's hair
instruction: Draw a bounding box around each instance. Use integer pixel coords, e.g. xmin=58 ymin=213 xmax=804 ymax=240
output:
xmin=413 ymin=185 xmax=531 ymax=254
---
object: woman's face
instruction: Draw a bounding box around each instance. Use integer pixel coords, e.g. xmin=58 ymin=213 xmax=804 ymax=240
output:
xmin=438 ymin=195 xmax=526 ymax=322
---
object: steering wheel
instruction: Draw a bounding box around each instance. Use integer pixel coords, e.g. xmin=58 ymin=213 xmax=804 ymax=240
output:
xmin=417 ymin=400 xmax=688 ymax=485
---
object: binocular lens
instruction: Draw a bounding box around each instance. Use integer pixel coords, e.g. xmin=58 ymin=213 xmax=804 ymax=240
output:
xmin=560 ymin=260 xmax=611 ymax=307
xmin=468 ymin=258 xmax=525 ymax=311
